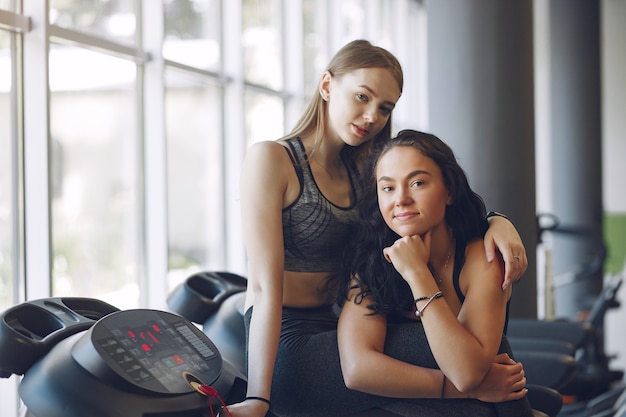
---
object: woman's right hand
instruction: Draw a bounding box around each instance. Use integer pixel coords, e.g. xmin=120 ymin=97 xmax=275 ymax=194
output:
xmin=219 ymin=398 xmax=270 ymax=417
xmin=469 ymin=353 xmax=528 ymax=402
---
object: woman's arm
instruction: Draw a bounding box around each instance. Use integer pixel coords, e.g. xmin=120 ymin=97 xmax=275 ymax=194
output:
xmin=382 ymin=235 xmax=510 ymax=393
xmin=338 ymin=287 xmax=444 ymax=398
xmin=338 ymin=281 xmax=526 ymax=401
xmin=433 ymin=241 xmax=510 ymax=390
xmin=484 ymin=214 xmax=528 ymax=289
xmin=228 ymin=141 xmax=290 ymax=417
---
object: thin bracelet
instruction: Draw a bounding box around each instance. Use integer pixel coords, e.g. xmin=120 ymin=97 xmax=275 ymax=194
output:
xmin=486 ymin=211 xmax=509 ymax=221
xmin=441 ymin=374 xmax=446 ymax=399
xmin=245 ymin=396 xmax=271 ymax=407
xmin=415 ymin=291 xmax=443 ymax=317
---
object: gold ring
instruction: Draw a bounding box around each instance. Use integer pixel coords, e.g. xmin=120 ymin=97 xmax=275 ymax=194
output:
xmin=513 ymin=255 xmax=521 ymax=260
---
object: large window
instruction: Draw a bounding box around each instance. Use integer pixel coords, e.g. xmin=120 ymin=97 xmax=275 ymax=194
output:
xmin=49 ymin=45 xmax=140 ymax=309
xmin=163 ymin=0 xmax=221 ymax=72
xmin=0 ymin=8 xmax=23 ymax=417
xmin=0 ymin=26 xmax=15 ymax=324
xmin=242 ymin=0 xmax=283 ymax=90
xmin=50 ymin=0 xmax=138 ymax=44
xmin=165 ymin=69 xmax=224 ymax=286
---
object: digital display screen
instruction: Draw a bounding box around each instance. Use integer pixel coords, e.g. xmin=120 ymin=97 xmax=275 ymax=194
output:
xmin=90 ymin=310 xmax=222 ymax=394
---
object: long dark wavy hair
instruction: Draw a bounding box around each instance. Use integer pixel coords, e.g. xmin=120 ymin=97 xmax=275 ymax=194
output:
xmin=337 ymin=129 xmax=489 ymax=315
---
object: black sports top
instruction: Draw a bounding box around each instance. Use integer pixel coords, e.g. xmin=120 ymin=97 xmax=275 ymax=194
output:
xmin=282 ymin=138 xmax=363 ymax=272
xmin=451 ymin=240 xmax=511 ymax=333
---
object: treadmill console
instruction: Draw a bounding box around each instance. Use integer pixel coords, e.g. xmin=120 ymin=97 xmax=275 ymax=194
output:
xmin=76 ymin=309 xmax=223 ymax=394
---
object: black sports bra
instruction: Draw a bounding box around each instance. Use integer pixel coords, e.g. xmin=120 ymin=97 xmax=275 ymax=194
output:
xmin=451 ymin=241 xmax=511 ymax=333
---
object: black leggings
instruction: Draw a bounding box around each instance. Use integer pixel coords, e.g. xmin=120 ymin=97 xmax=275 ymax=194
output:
xmin=244 ymin=306 xmax=533 ymax=417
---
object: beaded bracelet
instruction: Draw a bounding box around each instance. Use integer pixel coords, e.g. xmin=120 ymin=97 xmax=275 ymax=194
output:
xmin=415 ymin=291 xmax=443 ymax=317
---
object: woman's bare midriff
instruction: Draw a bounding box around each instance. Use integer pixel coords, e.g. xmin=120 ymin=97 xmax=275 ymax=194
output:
xmin=244 ymin=270 xmax=337 ymax=310
xmin=281 ymin=270 xmax=338 ymax=307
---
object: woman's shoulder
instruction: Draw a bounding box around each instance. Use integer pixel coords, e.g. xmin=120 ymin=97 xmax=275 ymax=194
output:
xmin=246 ymin=139 xmax=289 ymax=156
xmin=241 ymin=140 xmax=298 ymax=206
xmin=243 ymin=140 xmax=292 ymax=170
xmin=464 ymin=238 xmax=485 ymax=254
xmin=462 ymin=239 xmax=491 ymax=266
xmin=461 ymin=239 xmax=505 ymax=289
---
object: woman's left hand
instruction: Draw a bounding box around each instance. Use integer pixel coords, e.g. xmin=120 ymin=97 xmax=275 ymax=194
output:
xmin=468 ymin=353 xmax=528 ymax=403
xmin=484 ymin=216 xmax=528 ymax=290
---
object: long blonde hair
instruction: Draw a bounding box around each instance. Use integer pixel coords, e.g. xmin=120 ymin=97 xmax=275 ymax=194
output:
xmin=283 ymin=40 xmax=404 ymax=164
